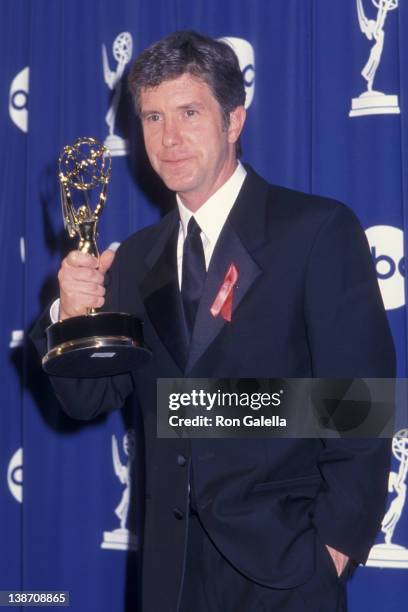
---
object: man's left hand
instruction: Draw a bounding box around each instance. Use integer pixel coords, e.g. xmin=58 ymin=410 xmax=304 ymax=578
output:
xmin=325 ymin=545 xmax=349 ymax=577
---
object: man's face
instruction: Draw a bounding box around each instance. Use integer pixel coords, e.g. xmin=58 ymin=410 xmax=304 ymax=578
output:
xmin=139 ymin=73 xmax=245 ymax=210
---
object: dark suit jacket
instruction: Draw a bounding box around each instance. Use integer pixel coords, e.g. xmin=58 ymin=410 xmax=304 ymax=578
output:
xmin=32 ymin=166 xmax=395 ymax=611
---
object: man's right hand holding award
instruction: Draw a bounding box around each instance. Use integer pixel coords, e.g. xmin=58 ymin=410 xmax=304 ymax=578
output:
xmin=57 ymin=248 xmax=115 ymax=321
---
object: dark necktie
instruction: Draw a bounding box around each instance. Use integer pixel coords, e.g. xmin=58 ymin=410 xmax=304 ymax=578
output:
xmin=181 ymin=216 xmax=206 ymax=338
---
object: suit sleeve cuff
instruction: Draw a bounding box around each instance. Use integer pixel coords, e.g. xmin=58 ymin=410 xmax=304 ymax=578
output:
xmin=50 ymin=298 xmax=60 ymax=323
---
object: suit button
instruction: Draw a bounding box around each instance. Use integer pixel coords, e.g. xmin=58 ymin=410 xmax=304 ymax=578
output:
xmin=173 ymin=507 xmax=184 ymax=520
xmin=177 ymin=454 xmax=187 ymax=466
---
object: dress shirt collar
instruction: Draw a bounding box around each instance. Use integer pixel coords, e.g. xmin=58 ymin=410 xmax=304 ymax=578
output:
xmin=176 ymin=161 xmax=247 ymax=245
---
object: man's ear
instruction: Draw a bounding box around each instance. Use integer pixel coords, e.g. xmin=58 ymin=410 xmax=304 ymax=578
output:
xmin=227 ymin=106 xmax=246 ymax=145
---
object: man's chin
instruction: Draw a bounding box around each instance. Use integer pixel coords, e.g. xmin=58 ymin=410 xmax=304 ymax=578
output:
xmin=160 ymin=176 xmax=195 ymax=194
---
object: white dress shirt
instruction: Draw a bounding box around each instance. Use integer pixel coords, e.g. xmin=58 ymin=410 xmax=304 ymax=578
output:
xmin=50 ymin=162 xmax=247 ymax=322
xmin=176 ymin=161 xmax=246 ymax=287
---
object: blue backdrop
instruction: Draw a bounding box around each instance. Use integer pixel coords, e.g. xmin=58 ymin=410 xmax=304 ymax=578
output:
xmin=0 ymin=1 xmax=406 ymax=610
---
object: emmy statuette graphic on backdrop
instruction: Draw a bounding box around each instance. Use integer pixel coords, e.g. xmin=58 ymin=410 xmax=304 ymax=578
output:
xmin=367 ymin=428 xmax=408 ymax=568
xmin=42 ymin=137 xmax=150 ymax=377
xmin=101 ymin=431 xmax=138 ymax=551
xmin=350 ymin=0 xmax=400 ymax=117
xmin=102 ymin=32 xmax=133 ymax=156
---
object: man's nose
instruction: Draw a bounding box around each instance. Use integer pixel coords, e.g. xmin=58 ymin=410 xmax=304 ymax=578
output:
xmin=162 ymin=118 xmax=181 ymax=147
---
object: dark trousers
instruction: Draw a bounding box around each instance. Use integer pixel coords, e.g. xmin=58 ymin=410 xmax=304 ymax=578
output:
xmin=179 ymin=513 xmax=349 ymax=612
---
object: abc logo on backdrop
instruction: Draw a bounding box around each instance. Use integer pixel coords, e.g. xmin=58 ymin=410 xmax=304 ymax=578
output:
xmin=9 ymin=67 xmax=29 ymax=133
xmin=7 ymin=447 xmax=23 ymax=503
xmin=365 ymin=225 xmax=405 ymax=310
xmin=219 ymin=37 xmax=255 ymax=109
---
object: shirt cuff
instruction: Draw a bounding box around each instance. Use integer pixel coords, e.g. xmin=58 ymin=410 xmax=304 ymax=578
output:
xmin=49 ymin=298 xmax=60 ymax=324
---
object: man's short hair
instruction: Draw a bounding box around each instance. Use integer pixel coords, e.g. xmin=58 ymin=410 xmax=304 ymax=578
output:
xmin=128 ymin=30 xmax=246 ymax=130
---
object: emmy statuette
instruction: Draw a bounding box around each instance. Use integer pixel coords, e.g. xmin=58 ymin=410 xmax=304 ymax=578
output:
xmin=42 ymin=137 xmax=151 ymax=377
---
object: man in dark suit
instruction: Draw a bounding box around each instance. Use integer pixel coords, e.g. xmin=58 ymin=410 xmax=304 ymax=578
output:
xmin=33 ymin=31 xmax=395 ymax=611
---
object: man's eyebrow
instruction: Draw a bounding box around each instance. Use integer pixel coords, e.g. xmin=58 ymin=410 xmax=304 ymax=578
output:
xmin=140 ymin=101 xmax=206 ymax=117
xmin=176 ymin=101 xmax=206 ymax=110
xmin=140 ymin=109 xmax=160 ymax=119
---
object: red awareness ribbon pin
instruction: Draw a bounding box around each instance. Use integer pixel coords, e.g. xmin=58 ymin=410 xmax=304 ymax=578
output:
xmin=210 ymin=263 xmax=239 ymax=322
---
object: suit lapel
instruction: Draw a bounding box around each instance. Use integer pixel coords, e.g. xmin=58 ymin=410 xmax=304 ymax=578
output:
xmin=185 ymin=221 xmax=261 ymax=373
xmin=185 ymin=166 xmax=269 ymax=373
xmin=140 ymin=213 xmax=189 ymax=371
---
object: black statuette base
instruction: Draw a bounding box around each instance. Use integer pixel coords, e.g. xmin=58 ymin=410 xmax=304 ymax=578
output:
xmin=43 ymin=312 xmax=151 ymax=377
